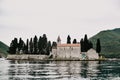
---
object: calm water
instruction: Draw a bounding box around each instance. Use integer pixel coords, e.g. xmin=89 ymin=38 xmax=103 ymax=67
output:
xmin=0 ymin=58 xmax=120 ymax=80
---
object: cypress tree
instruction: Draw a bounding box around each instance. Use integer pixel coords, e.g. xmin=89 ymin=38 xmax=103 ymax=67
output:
xmin=83 ymin=34 xmax=89 ymax=52
xmin=43 ymin=34 xmax=47 ymax=49
xmin=8 ymin=38 xmax=18 ymax=54
xmin=29 ymin=38 xmax=33 ymax=54
xmin=13 ymin=38 xmax=18 ymax=54
xmin=73 ymin=39 xmax=77 ymax=44
xmin=49 ymin=41 xmax=52 ymax=52
xmin=22 ymin=43 xmax=26 ymax=54
xmin=46 ymin=41 xmax=52 ymax=55
xmin=80 ymin=38 xmax=85 ymax=52
xmin=33 ymin=35 xmax=38 ymax=54
xmin=96 ymin=38 xmax=101 ymax=57
xmin=67 ymin=35 xmax=71 ymax=44
xmin=52 ymin=41 xmax=57 ymax=49
xmin=24 ymin=39 xmax=29 ymax=54
xmin=80 ymin=34 xmax=93 ymax=52
xmin=42 ymin=34 xmax=47 ymax=54
xmin=27 ymin=39 xmax=29 ymax=53
xmin=8 ymin=41 xmax=13 ymax=54
xmin=89 ymin=41 xmax=93 ymax=49
xmin=18 ymin=38 xmax=24 ymax=53
xmin=8 ymin=34 xmax=53 ymax=55
xmin=38 ymin=36 xmax=42 ymax=54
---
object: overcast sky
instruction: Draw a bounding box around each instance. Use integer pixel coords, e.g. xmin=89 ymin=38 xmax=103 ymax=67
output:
xmin=0 ymin=0 xmax=120 ymax=45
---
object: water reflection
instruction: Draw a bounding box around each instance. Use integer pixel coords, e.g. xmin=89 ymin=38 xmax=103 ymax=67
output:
xmin=0 ymin=59 xmax=120 ymax=80
xmin=95 ymin=61 xmax=120 ymax=80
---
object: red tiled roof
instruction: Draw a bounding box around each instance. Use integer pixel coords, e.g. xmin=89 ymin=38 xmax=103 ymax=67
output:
xmin=57 ymin=44 xmax=80 ymax=47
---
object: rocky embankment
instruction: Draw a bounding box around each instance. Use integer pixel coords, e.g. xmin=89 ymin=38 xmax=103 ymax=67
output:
xmin=7 ymin=55 xmax=49 ymax=60
xmin=6 ymin=55 xmax=107 ymax=61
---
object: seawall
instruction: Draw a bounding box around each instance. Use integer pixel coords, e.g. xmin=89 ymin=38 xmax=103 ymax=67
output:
xmin=6 ymin=55 xmax=107 ymax=61
xmin=7 ymin=55 xmax=49 ymax=60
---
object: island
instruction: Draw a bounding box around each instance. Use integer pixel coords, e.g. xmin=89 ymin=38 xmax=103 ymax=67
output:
xmin=6 ymin=34 xmax=105 ymax=61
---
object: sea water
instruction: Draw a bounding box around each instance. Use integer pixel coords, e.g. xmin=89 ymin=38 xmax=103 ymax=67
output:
xmin=0 ymin=58 xmax=120 ymax=80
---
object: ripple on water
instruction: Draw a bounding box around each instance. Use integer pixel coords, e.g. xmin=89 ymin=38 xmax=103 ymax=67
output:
xmin=0 ymin=59 xmax=120 ymax=80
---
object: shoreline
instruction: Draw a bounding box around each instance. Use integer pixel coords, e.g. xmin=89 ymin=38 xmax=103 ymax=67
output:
xmin=6 ymin=59 xmax=107 ymax=61
xmin=6 ymin=54 xmax=108 ymax=61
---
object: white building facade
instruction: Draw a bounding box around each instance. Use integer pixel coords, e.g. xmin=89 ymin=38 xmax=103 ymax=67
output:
xmin=52 ymin=44 xmax=99 ymax=60
xmin=51 ymin=36 xmax=99 ymax=60
xmin=52 ymin=44 xmax=82 ymax=60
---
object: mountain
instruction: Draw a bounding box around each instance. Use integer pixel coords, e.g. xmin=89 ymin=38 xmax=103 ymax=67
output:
xmin=0 ymin=41 xmax=9 ymax=57
xmin=90 ymin=28 xmax=120 ymax=58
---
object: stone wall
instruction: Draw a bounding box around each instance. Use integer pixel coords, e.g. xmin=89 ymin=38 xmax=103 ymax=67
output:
xmin=52 ymin=46 xmax=81 ymax=60
xmin=52 ymin=47 xmax=99 ymax=60
xmin=7 ymin=55 xmax=49 ymax=60
xmin=52 ymin=49 xmax=57 ymax=58
xmin=7 ymin=49 xmax=99 ymax=60
xmin=86 ymin=49 xmax=99 ymax=59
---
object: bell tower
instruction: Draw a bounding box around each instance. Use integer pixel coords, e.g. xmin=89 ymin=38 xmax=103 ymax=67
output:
xmin=57 ymin=36 xmax=61 ymax=44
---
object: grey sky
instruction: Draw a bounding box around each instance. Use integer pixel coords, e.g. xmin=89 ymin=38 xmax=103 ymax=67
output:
xmin=0 ymin=0 xmax=120 ymax=45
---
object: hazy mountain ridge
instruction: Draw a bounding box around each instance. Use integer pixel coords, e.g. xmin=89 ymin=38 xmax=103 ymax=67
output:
xmin=0 ymin=41 xmax=9 ymax=57
xmin=90 ymin=28 xmax=120 ymax=58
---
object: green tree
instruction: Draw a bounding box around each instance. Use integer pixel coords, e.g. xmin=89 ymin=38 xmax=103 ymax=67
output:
xmin=84 ymin=34 xmax=89 ymax=52
xmin=38 ymin=36 xmax=42 ymax=54
xmin=43 ymin=34 xmax=47 ymax=49
xmin=33 ymin=35 xmax=38 ymax=54
xmin=29 ymin=38 xmax=33 ymax=54
xmin=46 ymin=41 xmax=52 ymax=55
xmin=8 ymin=40 xmax=13 ymax=54
xmin=73 ymin=39 xmax=77 ymax=44
xmin=41 ymin=34 xmax=47 ymax=54
xmin=80 ymin=38 xmax=85 ymax=52
xmin=18 ymin=38 xmax=24 ymax=53
xmin=22 ymin=43 xmax=26 ymax=54
xmin=8 ymin=38 xmax=18 ymax=54
xmin=13 ymin=38 xmax=18 ymax=53
xmin=52 ymin=41 xmax=57 ymax=49
xmin=89 ymin=41 xmax=93 ymax=49
xmin=26 ymin=39 xmax=29 ymax=54
xmin=96 ymin=38 xmax=101 ymax=57
xmin=49 ymin=41 xmax=52 ymax=52
xmin=24 ymin=39 xmax=29 ymax=54
xmin=80 ymin=34 xmax=93 ymax=52
xmin=67 ymin=35 xmax=71 ymax=44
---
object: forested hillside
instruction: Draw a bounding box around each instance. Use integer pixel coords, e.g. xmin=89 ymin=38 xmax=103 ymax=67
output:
xmin=0 ymin=41 xmax=9 ymax=57
xmin=90 ymin=28 xmax=120 ymax=58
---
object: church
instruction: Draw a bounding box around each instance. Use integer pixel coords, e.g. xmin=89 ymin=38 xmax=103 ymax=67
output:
xmin=51 ymin=36 xmax=99 ymax=60
xmin=52 ymin=36 xmax=81 ymax=60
